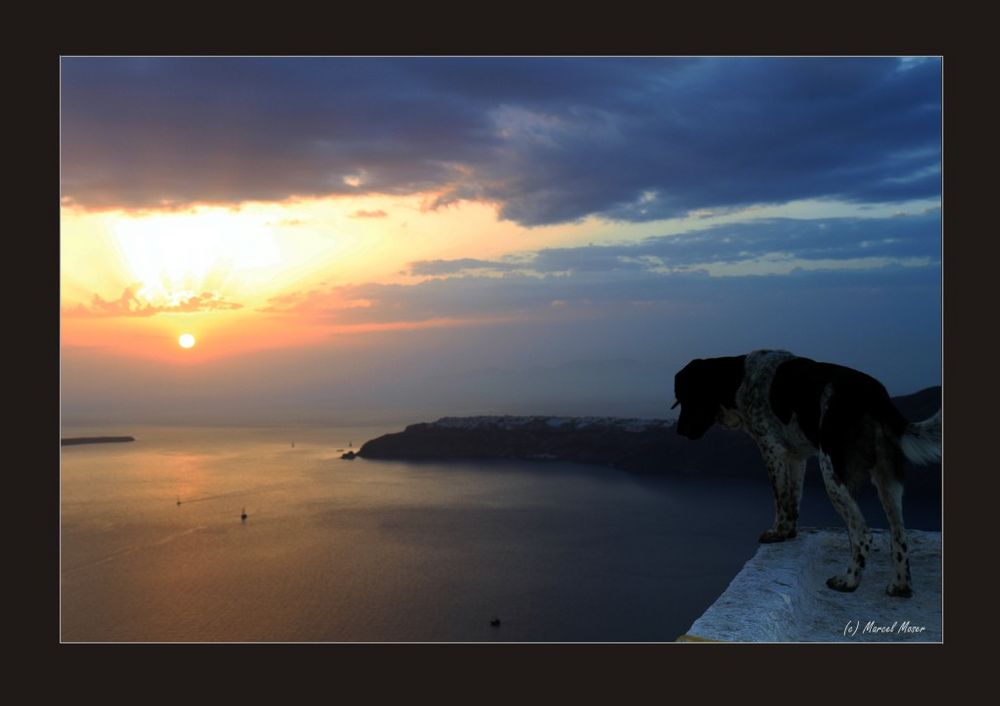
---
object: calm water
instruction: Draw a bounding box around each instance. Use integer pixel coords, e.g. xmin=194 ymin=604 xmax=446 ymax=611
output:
xmin=60 ymin=425 xmax=940 ymax=642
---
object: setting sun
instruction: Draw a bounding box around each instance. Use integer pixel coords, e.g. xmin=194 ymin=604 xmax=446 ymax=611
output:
xmin=179 ymin=333 xmax=196 ymax=349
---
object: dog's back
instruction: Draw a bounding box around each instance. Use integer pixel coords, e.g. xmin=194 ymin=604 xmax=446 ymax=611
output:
xmin=770 ymin=357 xmax=907 ymax=444
xmin=767 ymin=356 xmax=912 ymax=485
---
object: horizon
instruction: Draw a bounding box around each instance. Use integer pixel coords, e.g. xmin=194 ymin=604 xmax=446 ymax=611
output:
xmin=61 ymin=57 xmax=941 ymax=426
xmin=59 ymin=373 xmax=943 ymax=430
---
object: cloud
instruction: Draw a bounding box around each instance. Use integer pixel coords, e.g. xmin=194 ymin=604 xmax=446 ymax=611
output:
xmin=62 ymin=57 xmax=940 ymax=225
xmin=262 ymin=212 xmax=940 ymax=329
xmin=410 ymin=210 xmax=941 ymax=277
xmin=64 ymin=286 xmax=243 ymax=318
xmin=350 ymin=209 xmax=388 ymax=218
xmin=408 ymin=258 xmax=524 ymax=276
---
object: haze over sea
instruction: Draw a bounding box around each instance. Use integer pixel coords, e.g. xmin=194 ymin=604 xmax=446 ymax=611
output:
xmin=61 ymin=423 xmax=940 ymax=642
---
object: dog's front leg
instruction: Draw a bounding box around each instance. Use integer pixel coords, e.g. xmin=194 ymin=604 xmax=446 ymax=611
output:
xmin=758 ymin=446 xmax=797 ymax=543
xmin=783 ymin=456 xmax=806 ymax=534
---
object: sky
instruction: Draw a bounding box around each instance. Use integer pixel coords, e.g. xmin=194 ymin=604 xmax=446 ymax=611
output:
xmin=60 ymin=57 xmax=942 ymax=426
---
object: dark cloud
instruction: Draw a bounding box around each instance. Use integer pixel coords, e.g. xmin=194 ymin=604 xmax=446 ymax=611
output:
xmin=62 ymin=57 xmax=940 ymax=225
xmin=64 ymin=286 xmax=243 ymax=317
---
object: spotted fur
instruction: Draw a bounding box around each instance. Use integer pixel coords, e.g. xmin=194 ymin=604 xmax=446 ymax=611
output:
xmin=673 ymin=349 xmax=940 ymax=597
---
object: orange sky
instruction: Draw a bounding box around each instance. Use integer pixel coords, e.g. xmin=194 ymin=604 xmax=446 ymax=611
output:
xmin=61 ymin=193 xmax=586 ymax=362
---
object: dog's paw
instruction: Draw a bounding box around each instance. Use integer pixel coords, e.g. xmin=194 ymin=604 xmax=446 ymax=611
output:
xmin=886 ymin=584 xmax=913 ymax=598
xmin=758 ymin=528 xmax=795 ymax=543
xmin=759 ymin=530 xmax=787 ymax=543
xmin=826 ymin=575 xmax=859 ymax=592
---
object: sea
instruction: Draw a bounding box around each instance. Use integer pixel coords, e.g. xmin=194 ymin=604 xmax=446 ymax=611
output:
xmin=60 ymin=424 xmax=941 ymax=642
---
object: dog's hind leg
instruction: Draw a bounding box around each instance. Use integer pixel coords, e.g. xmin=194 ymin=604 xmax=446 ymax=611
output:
xmin=874 ymin=472 xmax=912 ymax=597
xmin=819 ymin=453 xmax=872 ymax=592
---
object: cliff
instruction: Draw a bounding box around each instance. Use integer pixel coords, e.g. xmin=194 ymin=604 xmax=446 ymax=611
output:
xmin=679 ymin=528 xmax=941 ymax=642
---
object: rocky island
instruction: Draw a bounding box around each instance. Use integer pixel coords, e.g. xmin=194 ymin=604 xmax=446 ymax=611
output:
xmin=359 ymin=415 xmax=764 ymax=476
xmin=61 ymin=436 xmax=136 ymax=446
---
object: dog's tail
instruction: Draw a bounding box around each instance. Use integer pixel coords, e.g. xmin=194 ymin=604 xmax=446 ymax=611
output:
xmin=899 ymin=409 xmax=942 ymax=465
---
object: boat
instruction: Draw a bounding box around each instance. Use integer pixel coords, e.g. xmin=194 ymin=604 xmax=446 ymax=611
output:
xmin=241 ymin=507 xmax=248 ymax=521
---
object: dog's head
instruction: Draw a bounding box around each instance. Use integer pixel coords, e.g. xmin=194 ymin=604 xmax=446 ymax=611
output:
xmin=672 ymin=355 xmax=746 ymax=440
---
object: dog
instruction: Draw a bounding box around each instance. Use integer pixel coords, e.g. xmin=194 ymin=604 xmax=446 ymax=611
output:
xmin=672 ymin=350 xmax=941 ymax=597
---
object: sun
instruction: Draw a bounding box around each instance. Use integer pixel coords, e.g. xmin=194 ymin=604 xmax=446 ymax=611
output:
xmin=179 ymin=333 xmax=196 ymax=349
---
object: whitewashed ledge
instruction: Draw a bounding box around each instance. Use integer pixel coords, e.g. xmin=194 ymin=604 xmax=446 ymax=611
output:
xmin=679 ymin=528 xmax=941 ymax=643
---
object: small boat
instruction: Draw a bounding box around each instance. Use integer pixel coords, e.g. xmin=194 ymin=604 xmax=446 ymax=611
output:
xmin=176 ymin=498 xmax=181 ymax=506
xmin=241 ymin=507 xmax=248 ymax=521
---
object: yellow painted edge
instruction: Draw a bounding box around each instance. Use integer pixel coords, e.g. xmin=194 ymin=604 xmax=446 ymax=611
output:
xmin=676 ymin=633 xmax=723 ymax=642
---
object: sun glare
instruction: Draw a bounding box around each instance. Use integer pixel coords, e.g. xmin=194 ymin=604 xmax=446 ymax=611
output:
xmin=179 ymin=333 xmax=196 ymax=349
xmin=110 ymin=208 xmax=282 ymax=306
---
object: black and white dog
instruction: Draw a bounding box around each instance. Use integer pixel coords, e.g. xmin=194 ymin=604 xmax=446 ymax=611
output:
xmin=672 ymin=350 xmax=941 ymax=597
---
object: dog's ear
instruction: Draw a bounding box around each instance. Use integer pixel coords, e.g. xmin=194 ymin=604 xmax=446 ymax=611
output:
xmin=675 ymin=358 xmax=709 ymax=413
xmin=709 ymin=355 xmax=746 ymax=409
xmin=673 ymin=357 xmax=702 ymax=403
xmin=675 ymin=356 xmax=745 ymax=408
